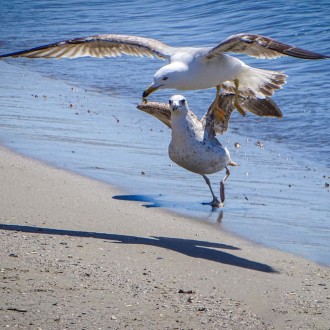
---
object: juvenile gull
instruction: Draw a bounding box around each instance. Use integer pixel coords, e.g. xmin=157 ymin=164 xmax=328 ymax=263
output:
xmin=0 ymin=33 xmax=328 ymax=117
xmin=142 ymin=94 xmax=238 ymax=207
xmin=137 ymin=92 xmax=282 ymax=206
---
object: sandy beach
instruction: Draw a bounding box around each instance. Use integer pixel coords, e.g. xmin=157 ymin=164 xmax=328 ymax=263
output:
xmin=1 ymin=146 xmax=329 ymax=329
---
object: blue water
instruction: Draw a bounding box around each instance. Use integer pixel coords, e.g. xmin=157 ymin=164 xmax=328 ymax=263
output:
xmin=0 ymin=0 xmax=329 ymax=265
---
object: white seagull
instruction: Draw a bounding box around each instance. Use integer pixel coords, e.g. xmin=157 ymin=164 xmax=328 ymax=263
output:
xmin=0 ymin=33 xmax=328 ymax=118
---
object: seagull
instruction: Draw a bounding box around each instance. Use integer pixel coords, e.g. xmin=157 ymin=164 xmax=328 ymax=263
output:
xmin=140 ymin=94 xmax=240 ymax=207
xmin=137 ymin=92 xmax=282 ymax=206
xmin=0 ymin=33 xmax=328 ymax=118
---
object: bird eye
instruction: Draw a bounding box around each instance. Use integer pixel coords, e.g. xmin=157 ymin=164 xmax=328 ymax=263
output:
xmin=181 ymin=99 xmax=186 ymax=106
xmin=162 ymin=77 xmax=168 ymax=81
xmin=169 ymin=100 xmax=173 ymax=106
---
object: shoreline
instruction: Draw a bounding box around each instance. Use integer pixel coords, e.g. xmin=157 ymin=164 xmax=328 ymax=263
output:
xmin=1 ymin=146 xmax=329 ymax=329
xmin=1 ymin=60 xmax=329 ymax=266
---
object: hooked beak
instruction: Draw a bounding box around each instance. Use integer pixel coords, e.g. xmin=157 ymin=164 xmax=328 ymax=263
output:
xmin=142 ymin=83 xmax=161 ymax=99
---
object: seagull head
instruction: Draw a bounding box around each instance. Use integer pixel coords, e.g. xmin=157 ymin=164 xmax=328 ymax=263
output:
xmin=169 ymin=95 xmax=189 ymax=114
xmin=142 ymin=63 xmax=187 ymax=99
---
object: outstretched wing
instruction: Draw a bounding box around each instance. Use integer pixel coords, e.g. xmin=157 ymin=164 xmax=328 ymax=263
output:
xmin=238 ymin=94 xmax=282 ymax=118
xmin=205 ymin=33 xmax=329 ymax=60
xmin=0 ymin=34 xmax=174 ymax=60
xmin=137 ymin=101 xmax=201 ymax=130
xmin=137 ymin=101 xmax=172 ymax=128
xmin=203 ymin=92 xmax=282 ymax=135
xmin=201 ymin=94 xmax=236 ymax=136
xmin=137 ymin=92 xmax=282 ymax=135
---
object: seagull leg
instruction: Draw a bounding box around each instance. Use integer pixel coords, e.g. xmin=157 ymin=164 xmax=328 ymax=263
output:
xmin=201 ymin=174 xmax=220 ymax=208
xmin=220 ymin=167 xmax=231 ymax=203
xmin=234 ymin=79 xmax=246 ymax=116
xmin=210 ymin=85 xmax=226 ymax=122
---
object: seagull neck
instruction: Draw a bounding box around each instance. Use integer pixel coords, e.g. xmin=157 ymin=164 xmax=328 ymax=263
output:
xmin=171 ymin=111 xmax=201 ymax=142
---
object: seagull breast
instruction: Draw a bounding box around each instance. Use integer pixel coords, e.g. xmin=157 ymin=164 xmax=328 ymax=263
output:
xmin=169 ymin=52 xmax=245 ymax=90
xmin=169 ymin=110 xmax=230 ymax=175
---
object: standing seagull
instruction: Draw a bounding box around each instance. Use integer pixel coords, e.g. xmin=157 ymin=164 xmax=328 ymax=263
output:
xmin=0 ymin=33 xmax=328 ymax=117
xmin=167 ymin=94 xmax=236 ymax=207
xmin=137 ymin=92 xmax=282 ymax=206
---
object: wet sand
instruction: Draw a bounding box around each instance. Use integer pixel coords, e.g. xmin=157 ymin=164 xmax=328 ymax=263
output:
xmin=1 ymin=146 xmax=329 ymax=329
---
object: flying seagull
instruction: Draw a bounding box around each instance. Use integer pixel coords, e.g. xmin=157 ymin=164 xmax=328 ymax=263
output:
xmin=0 ymin=33 xmax=328 ymax=118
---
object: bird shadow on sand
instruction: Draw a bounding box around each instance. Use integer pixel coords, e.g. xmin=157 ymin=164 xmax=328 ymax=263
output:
xmin=0 ymin=223 xmax=277 ymax=273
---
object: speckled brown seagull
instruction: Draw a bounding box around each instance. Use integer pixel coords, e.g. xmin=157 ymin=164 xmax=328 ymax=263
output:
xmin=145 ymin=94 xmax=237 ymax=207
xmin=0 ymin=33 xmax=328 ymax=118
xmin=137 ymin=92 xmax=282 ymax=207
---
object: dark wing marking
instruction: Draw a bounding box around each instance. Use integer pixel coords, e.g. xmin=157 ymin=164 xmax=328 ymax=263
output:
xmin=205 ymin=33 xmax=329 ymax=60
xmin=0 ymin=34 xmax=174 ymax=60
xmin=201 ymin=93 xmax=235 ymax=135
xmin=201 ymin=92 xmax=282 ymax=135
xmin=137 ymin=92 xmax=282 ymax=136
xmin=239 ymin=95 xmax=282 ymax=118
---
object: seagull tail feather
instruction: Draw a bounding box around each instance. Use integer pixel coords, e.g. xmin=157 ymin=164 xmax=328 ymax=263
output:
xmin=228 ymin=160 xmax=239 ymax=167
xmin=223 ymin=66 xmax=288 ymax=99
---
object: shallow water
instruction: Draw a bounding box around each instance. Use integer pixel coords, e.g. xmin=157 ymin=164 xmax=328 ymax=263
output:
xmin=0 ymin=0 xmax=329 ymax=265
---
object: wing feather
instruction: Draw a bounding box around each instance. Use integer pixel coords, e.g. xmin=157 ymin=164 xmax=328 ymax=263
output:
xmin=0 ymin=34 xmax=174 ymax=60
xmin=137 ymin=91 xmax=282 ymax=136
xmin=206 ymin=33 xmax=329 ymax=60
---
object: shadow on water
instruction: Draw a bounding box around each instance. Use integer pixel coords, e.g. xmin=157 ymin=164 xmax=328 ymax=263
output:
xmin=113 ymin=194 xmax=162 ymax=208
xmin=0 ymin=223 xmax=278 ymax=273
xmin=113 ymin=194 xmax=226 ymax=222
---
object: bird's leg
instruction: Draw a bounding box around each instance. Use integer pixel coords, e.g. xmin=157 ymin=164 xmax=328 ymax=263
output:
xmin=233 ymin=79 xmax=246 ymax=116
xmin=209 ymin=85 xmax=226 ymax=122
xmin=220 ymin=167 xmax=231 ymax=203
xmin=201 ymin=174 xmax=220 ymax=208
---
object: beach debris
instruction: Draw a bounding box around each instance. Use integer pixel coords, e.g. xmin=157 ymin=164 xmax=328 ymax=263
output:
xmin=112 ymin=115 xmax=120 ymax=123
xmin=178 ymin=289 xmax=195 ymax=294
xmin=6 ymin=307 xmax=27 ymax=313
xmin=255 ymin=141 xmax=264 ymax=148
xmin=197 ymin=307 xmax=207 ymax=312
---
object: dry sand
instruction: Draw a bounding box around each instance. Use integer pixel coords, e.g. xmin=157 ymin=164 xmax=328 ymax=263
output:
xmin=1 ymin=146 xmax=329 ymax=329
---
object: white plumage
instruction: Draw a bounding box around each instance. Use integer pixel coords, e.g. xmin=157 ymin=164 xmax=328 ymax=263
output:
xmin=1 ymin=33 xmax=327 ymax=110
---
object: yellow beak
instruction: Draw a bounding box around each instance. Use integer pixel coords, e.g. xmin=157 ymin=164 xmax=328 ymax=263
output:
xmin=142 ymin=83 xmax=160 ymax=99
